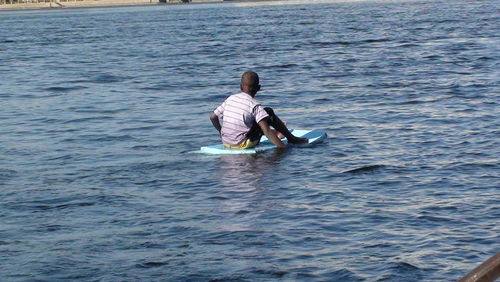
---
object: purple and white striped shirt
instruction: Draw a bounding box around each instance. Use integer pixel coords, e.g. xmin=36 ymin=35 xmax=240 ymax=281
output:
xmin=214 ymin=92 xmax=269 ymax=146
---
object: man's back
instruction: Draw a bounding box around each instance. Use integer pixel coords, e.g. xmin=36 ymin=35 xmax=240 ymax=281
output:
xmin=213 ymin=92 xmax=268 ymax=146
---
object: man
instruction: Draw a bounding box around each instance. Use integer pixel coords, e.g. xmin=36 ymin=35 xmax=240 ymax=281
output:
xmin=210 ymin=71 xmax=308 ymax=149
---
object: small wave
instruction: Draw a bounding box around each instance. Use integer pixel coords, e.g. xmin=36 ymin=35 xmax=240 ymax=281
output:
xmin=68 ymin=106 xmax=127 ymax=114
xmin=343 ymin=164 xmax=386 ymax=174
xmin=423 ymin=118 xmax=459 ymax=125
xmin=119 ymin=125 xmax=160 ymax=132
xmin=0 ymin=168 xmax=17 ymax=181
xmin=90 ymin=74 xmax=128 ymax=84
xmin=43 ymin=86 xmax=88 ymax=93
xmin=131 ymin=144 xmax=165 ymax=150
xmin=312 ymin=98 xmax=333 ymax=103
xmin=208 ymin=196 xmax=229 ymax=200
xmin=63 ymin=116 xmax=114 ymax=124
xmin=423 ymin=204 xmax=459 ymax=213
xmin=311 ymin=38 xmax=391 ymax=47
xmin=398 ymin=100 xmax=427 ymax=105
xmin=363 ymin=242 xmax=393 ymax=249
xmin=28 ymin=201 xmax=95 ymax=211
xmin=321 ymin=268 xmax=360 ymax=281
xmin=236 ymin=210 xmax=250 ymax=215
xmin=375 ymin=261 xmax=425 ymax=281
xmin=311 ymin=40 xmax=353 ymax=46
xmin=40 ymin=224 xmax=64 ymax=232
xmin=138 ymin=241 xmax=166 ymax=249
xmin=267 ymin=63 xmax=299 ymax=69
xmin=140 ymin=83 xmax=175 ymax=91
xmin=251 ymin=267 xmax=287 ymax=278
xmin=423 ymin=54 xmax=441 ymax=60
xmin=28 ymin=117 xmax=62 ymax=123
xmin=362 ymin=38 xmax=391 ymax=44
xmin=132 ymin=179 xmax=168 ymax=186
xmin=168 ymin=98 xmax=194 ymax=106
xmin=17 ymin=94 xmax=37 ymax=99
xmin=477 ymin=56 xmax=494 ymax=61
xmin=128 ymin=161 xmax=171 ymax=172
xmin=137 ymin=261 xmax=169 ymax=268
xmin=416 ymin=215 xmax=456 ymax=223
xmin=399 ymin=42 xmax=420 ymax=48
xmin=390 ymin=261 xmax=421 ymax=271
xmin=44 ymin=154 xmax=74 ymax=161
xmin=449 ymin=162 xmax=497 ymax=171
xmin=90 ymin=135 xmax=134 ymax=142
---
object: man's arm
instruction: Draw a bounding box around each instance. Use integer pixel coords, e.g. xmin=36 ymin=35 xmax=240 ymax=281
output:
xmin=258 ymin=119 xmax=286 ymax=148
xmin=210 ymin=112 xmax=222 ymax=134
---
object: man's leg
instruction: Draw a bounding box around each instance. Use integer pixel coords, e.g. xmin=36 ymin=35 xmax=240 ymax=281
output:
xmin=264 ymin=107 xmax=307 ymax=144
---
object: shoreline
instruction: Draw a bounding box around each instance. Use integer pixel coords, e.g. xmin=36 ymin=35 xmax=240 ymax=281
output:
xmin=0 ymin=0 xmax=221 ymax=10
xmin=0 ymin=0 xmax=423 ymax=11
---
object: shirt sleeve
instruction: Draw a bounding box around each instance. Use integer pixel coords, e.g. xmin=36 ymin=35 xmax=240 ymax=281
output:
xmin=214 ymin=101 xmax=225 ymax=119
xmin=253 ymin=104 xmax=269 ymax=123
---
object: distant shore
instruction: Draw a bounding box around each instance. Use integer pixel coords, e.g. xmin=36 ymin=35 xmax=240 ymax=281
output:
xmin=0 ymin=0 xmax=221 ymax=10
xmin=0 ymin=0 xmax=420 ymax=11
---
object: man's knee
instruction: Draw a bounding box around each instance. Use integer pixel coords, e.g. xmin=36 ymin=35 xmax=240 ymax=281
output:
xmin=264 ymin=107 xmax=275 ymax=117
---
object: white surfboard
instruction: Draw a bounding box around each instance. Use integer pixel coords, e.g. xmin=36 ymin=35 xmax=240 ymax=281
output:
xmin=199 ymin=129 xmax=327 ymax=155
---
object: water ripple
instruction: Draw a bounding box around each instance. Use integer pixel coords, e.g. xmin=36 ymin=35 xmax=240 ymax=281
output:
xmin=0 ymin=0 xmax=498 ymax=281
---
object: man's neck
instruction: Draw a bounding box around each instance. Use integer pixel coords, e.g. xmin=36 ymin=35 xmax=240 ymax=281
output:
xmin=242 ymin=91 xmax=255 ymax=98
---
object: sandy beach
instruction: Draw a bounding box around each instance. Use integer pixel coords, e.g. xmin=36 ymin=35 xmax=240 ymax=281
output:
xmin=0 ymin=0 xmax=220 ymax=10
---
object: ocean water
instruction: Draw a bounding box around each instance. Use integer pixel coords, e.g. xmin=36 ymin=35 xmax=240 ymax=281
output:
xmin=0 ymin=0 xmax=499 ymax=280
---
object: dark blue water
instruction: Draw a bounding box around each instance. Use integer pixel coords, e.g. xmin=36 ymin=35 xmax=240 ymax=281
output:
xmin=1 ymin=0 xmax=499 ymax=280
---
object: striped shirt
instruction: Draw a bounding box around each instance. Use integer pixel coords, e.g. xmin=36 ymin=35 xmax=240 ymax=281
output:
xmin=214 ymin=92 xmax=269 ymax=146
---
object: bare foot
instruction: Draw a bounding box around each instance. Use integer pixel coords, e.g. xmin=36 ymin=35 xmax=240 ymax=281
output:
xmin=288 ymin=137 xmax=308 ymax=144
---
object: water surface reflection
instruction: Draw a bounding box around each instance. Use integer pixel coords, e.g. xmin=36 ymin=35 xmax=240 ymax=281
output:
xmin=214 ymin=150 xmax=287 ymax=232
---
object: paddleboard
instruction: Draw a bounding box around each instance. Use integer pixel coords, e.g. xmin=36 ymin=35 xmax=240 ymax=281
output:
xmin=200 ymin=129 xmax=327 ymax=155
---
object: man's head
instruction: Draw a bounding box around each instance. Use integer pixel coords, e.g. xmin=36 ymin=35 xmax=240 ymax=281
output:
xmin=240 ymin=71 xmax=261 ymax=96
